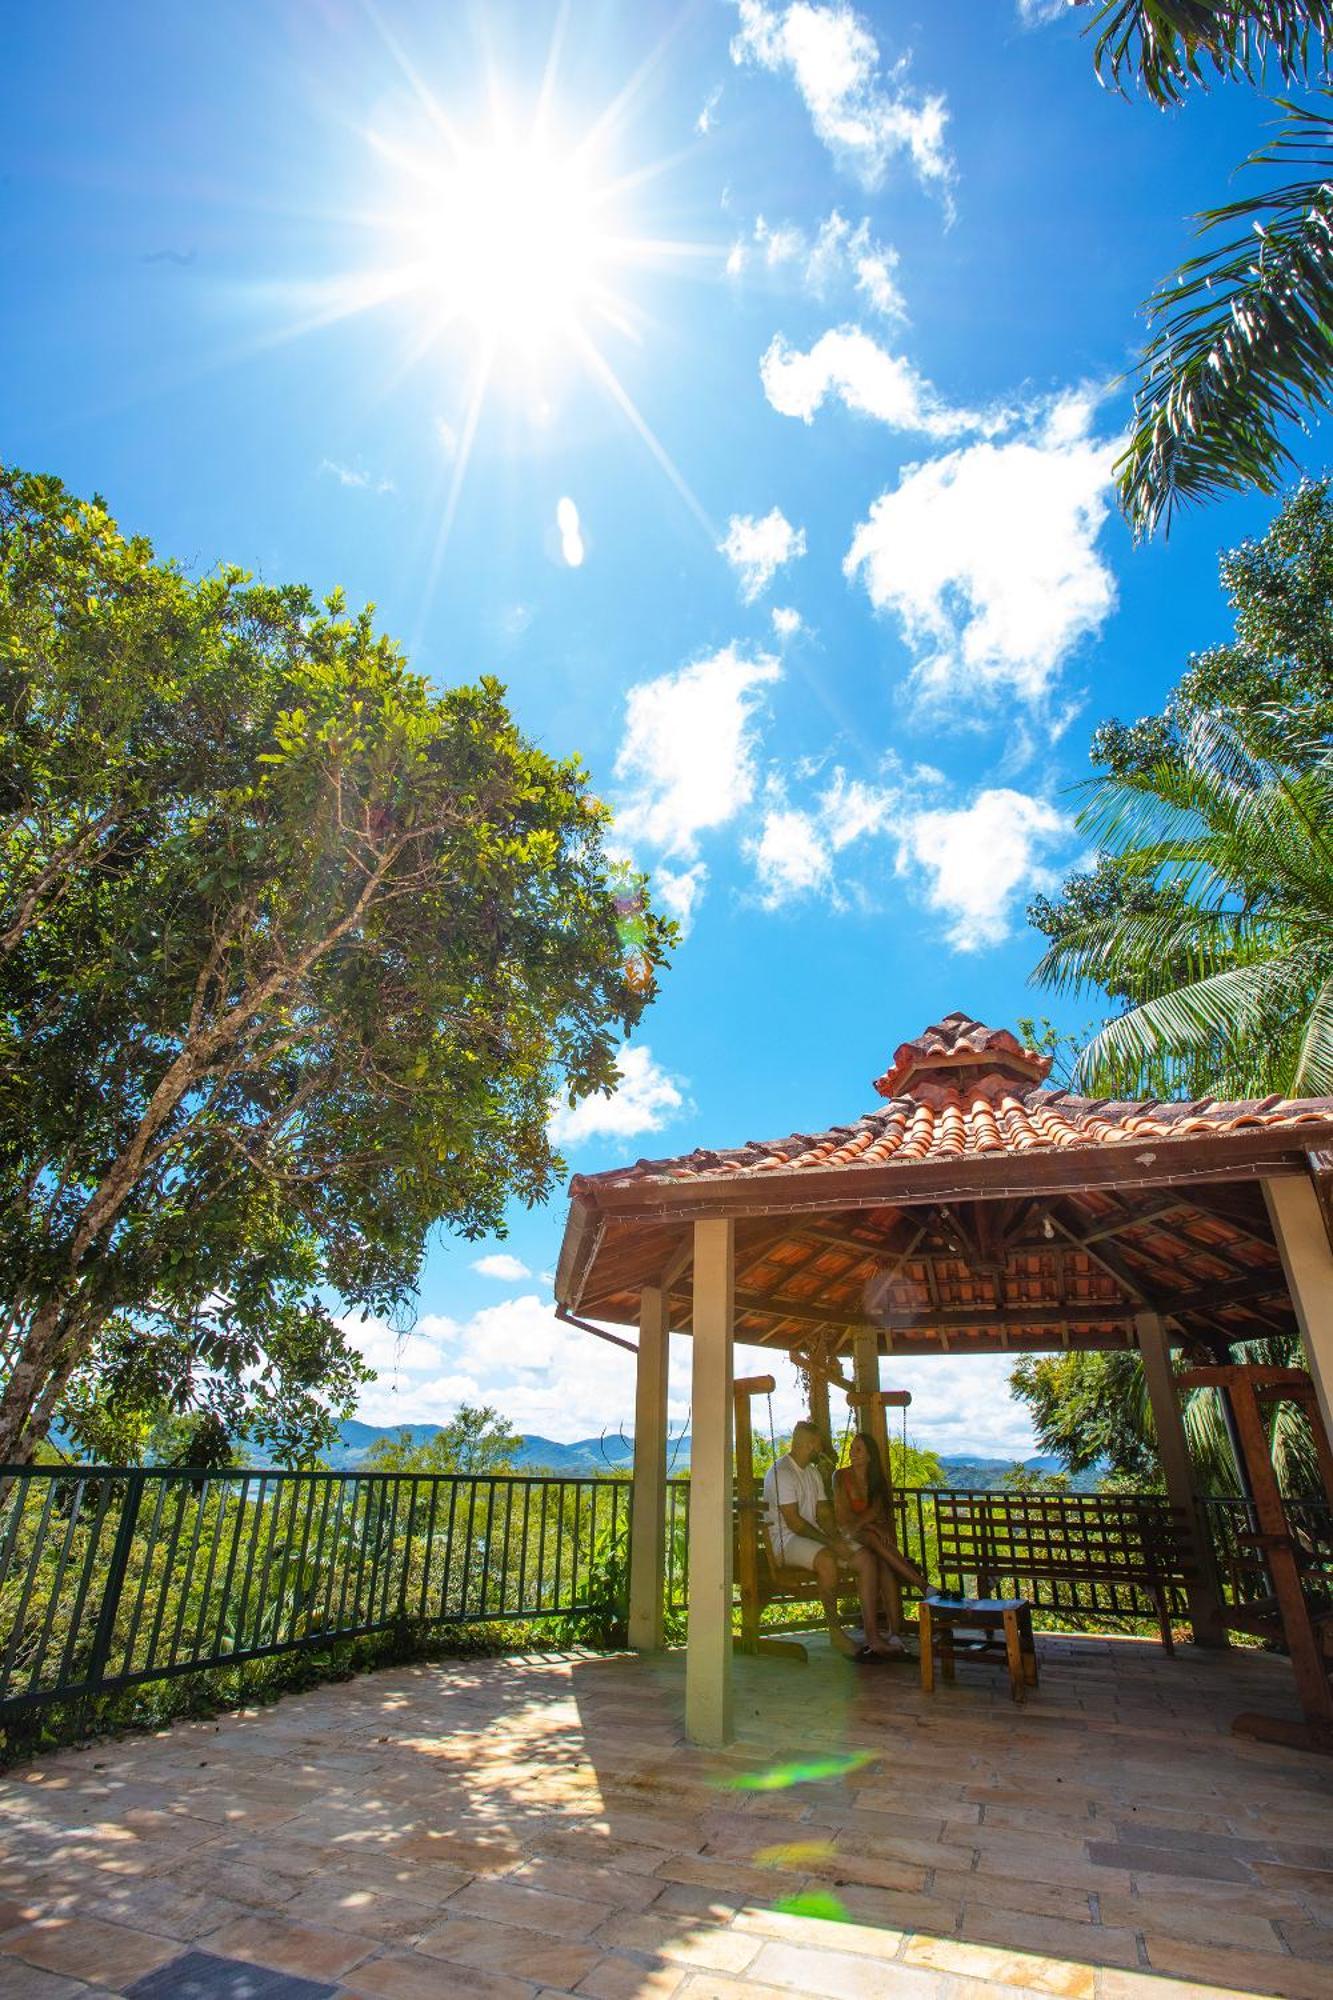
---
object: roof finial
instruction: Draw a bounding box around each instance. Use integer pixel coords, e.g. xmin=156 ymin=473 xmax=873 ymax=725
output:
xmin=873 ymin=1013 xmax=1052 ymax=1100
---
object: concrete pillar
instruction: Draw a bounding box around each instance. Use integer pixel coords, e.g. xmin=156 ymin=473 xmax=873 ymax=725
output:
xmin=686 ymin=1218 xmax=734 ymax=1747
xmin=1135 ymin=1311 xmax=1229 ymax=1648
xmin=628 ymin=1287 xmax=669 ymax=1652
xmin=1263 ymin=1174 xmax=1333 ymax=1447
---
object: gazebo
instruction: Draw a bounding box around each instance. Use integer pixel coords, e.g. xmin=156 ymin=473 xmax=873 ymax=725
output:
xmin=554 ymin=1013 xmax=1333 ymax=1746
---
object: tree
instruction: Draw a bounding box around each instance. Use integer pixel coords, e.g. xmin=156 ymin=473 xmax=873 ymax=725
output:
xmin=363 ymin=1404 xmax=523 ymax=1475
xmin=1030 ymin=482 xmax=1333 ymax=1098
xmin=1011 ymin=1342 xmax=1320 ymax=1492
xmin=0 ymin=469 xmax=671 ymax=1467
xmin=1069 ymin=3 xmax=1333 ymax=530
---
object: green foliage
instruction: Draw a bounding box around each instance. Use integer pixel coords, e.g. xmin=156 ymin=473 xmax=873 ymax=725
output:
xmin=1010 ymin=1343 xmax=1323 ymax=1494
xmin=364 ymin=1404 xmax=522 ymax=1474
xmin=0 ymin=467 xmax=671 ymax=1466
xmin=1064 ymin=6 xmax=1333 ymax=528
xmin=1089 ymin=1 xmax=1333 ymax=108
xmin=1118 ymin=98 xmax=1333 ymax=533
xmin=999 ymin=1461 xmax=1074 ymax=1494
xmin=1030 ymin=488 xmax=1333 ymax=1099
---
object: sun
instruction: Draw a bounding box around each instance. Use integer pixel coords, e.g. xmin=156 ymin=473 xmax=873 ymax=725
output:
xmin=372 ymin=124 xmax=630 ymax=363
xmin=410 ymin=140 xmax=608 ymax=354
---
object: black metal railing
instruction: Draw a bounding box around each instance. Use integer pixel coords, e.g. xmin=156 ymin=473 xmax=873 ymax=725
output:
xmin=4 ymin=1465 xmax=1328 ymax=1718
xmin=0 ymin=1466 xmax=629 ymax=1715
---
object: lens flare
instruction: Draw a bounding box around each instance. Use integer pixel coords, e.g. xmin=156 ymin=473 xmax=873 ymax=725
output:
xmin=723 ymin=1750 xmax=878 ymax=1792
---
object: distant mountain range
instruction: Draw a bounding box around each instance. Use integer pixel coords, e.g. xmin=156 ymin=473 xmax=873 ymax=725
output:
xmin=324 ymin=1421 xmax=1093 ymax=1488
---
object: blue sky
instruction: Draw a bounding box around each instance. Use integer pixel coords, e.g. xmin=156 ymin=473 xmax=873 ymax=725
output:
xmin=3 ymin=1 xmax=1306 ymax=1456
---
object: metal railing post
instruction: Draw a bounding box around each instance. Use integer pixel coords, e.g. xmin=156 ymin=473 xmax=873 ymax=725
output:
xmin=84 ymin=1469 xmax=146 ymax=1697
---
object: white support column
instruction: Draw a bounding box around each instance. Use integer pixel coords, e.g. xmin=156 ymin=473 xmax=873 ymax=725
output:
xmin=686 ymin=1217 xmax=734 ymax=1748
xmin=1263 ymin=1174 xmax=1333 ymax=1446
xmin=1135 ymin=1311 xmax=1228 ymax=1648
xmin=628 ymin=1286 xmax=670 ymax=1652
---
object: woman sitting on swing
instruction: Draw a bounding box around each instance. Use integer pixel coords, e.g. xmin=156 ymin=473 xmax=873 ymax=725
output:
xmin=833 ymin=1431 xmax=930 ymax=1660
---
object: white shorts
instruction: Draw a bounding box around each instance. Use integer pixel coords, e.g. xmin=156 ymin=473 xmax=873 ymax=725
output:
xmin=767 ymin=1533 xmax=827 ymax=1572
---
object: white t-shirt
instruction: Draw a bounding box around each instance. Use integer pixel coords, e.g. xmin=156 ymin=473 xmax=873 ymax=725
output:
xmin=762 ymin=1452 xmax=827 ymax=1558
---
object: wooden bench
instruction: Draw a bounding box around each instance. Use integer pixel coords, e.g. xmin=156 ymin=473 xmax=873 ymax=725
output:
xmin=934 ymin=1490 xmax=1190 ymax=1654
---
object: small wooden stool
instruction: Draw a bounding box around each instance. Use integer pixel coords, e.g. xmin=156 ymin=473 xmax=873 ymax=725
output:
xmin=919 ymin=1594 xmax=1038 ymax=1703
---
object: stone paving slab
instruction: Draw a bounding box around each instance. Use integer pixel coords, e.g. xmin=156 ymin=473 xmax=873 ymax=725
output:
xmin=1 ymin=1635 xmax=1331 ymax=1998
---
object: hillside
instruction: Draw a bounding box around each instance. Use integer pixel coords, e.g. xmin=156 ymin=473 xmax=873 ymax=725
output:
xmin=323 ymin=1423 xmax=1093 ymax=1488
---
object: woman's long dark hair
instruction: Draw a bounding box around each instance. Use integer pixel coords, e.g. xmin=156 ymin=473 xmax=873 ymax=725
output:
xmin=849 ymin=1429 xmax=889 ymax=1506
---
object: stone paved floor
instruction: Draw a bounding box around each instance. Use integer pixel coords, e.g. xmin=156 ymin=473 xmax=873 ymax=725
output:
xmin=1 ymin=1633 xmax=1332 ymax=2000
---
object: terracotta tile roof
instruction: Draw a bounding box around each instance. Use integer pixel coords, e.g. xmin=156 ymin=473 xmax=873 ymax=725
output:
xmin=571 ymin=1011 xmax=1333 ymax=1196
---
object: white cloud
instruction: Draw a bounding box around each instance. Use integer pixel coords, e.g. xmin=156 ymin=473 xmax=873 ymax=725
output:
xmin=719 ymin=507 xmax=807 ymax=601
xmin=748 ymin=806 xmax=833 ymax=907
xmin=771 ymin=606 xmax=803 ymax=641
xmin=472 ymin=1253 xmax=532 ymax=1282
xmin=319 ymin=459 xmax=394 ymax=494
xmin=697 ymin=85 xmax=724 ymax=134
xmin=1017 ymin=0 xmax=1069 ymax=23
xmin=731 ymin=1 xmax=952 ymax=197
xmin=761 ymin=327 xmax=997 ymax=436
xmin=614 ymin=644 xmax=781 ymax=858
xmin=729 ymin=211 xmax=905 ymax=321
xmin=344 ymin=1299 xmax=641 ymax=1441
xmin=844 ymin=389 xmax=1118 ymax=709
xmin=654 ymin=860 xmax=708 ymax=935
xmin=549 ymin=1043 xmax=686 ymax=1147
xmin=895 ymin=787 xmax=1069 ymax=950
xmin=745 ymin=766 xmax=901 ymax=909
xmin=556 ymin=495 xmax=585 ymax=567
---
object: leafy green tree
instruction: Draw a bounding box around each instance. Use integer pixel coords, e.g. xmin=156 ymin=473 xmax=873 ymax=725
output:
xmin=1069 ymin=4 xmax=1333 ymax=530
xmin=1030 ymin=485 xmax=1333 ymax=1098
xmin=0 ymin=469 xmax=671 ymax=1467
xmin=1010 ymin=1343 xmax=1320 ymax=1492
xmin=364 ymin=1405 xmax=523 ymax=1474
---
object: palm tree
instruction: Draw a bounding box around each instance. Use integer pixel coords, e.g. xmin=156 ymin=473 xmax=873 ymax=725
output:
xmin=1120 ymin=96 xmax=1333 ymax=534
xmin=1067 ymin=4 xmax=1333 ymax=532
xmin=1032 ymin=712 xmax=1333 ymax=1098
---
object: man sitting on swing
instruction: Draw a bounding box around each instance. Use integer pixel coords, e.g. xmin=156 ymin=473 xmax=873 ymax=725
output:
xmin=763 ymin=1419 xmax=919 ymax=1660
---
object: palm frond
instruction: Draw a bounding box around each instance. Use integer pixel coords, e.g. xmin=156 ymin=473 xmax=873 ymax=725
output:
xmin=1073 ymin=955 xmax=1308 ymax=1089
xmin=1291 ymin=972 xmax=1333 ymax=1091
xmin=1118 ymin=96 xmax=1333 ymax=535
xmin=1088 ymin=1 xmax=1333 ymax=107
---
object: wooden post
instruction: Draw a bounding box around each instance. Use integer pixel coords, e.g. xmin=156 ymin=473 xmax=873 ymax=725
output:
xmin=687 ymin=1217 xmax=734 ymax=1748
xmin=808 ymin=1368 xmax=832 ymax=1460
xmin=1135 ymin=1311 xmax=1228 ymax=1649
xmin=851 ymin=1329 xmax=901 ymax=1632
xmin=628 ymin=1286 xmax=669 ymax=1652
xmin=1262 ymin=1174 xmax=1333 ymax=1447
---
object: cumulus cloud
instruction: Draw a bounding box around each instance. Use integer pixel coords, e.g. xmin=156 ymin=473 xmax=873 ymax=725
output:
xmin=719 ymin=507 xmax=807 ymax=601
xmin=761 ymin=327 xmax=997 ymax=436
xmin=895 ymin=787 xmax=1069 ymax=950
xmin=556 ymin=496 xmax=585 ymax=567
xmin=771 ymin=606 xmax=803 ymax=641
xmin=344 ymin=1298 xmax=641 ymax=1441
xmin=731 ymin=0 xmax=952 ymax=197
xmin=843 ymin=389 xmax=1118 ymax=710
xmin=747 ymin=806 xmax=833 ymax=907
xmin=1017 ymin=0 xmax=1069 ymax=22
xmin=549 ymin=1043 xmax=686 ymax=1147
xmin=614 ymin=644 xmax=781 ymax=858
xmin=697 ymin=84 xmax=723 ymax=133
xmin=654 ymin=860 xmax=708 ymax=934
xmin=728 ymin=211 xmax=905 ymax=321
xmin=745 ymin=766 xmax=901 ymax=909
xmin=472 ymin=1253 xmax=532 ymax=1282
